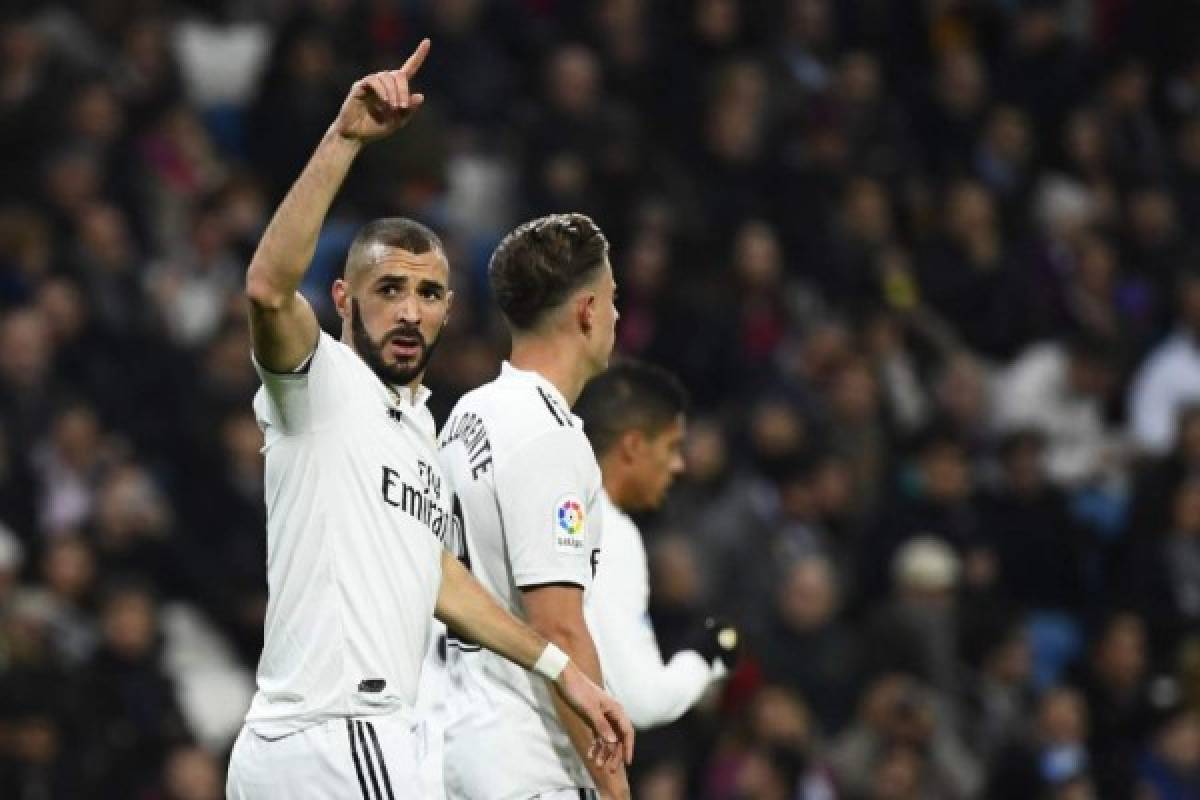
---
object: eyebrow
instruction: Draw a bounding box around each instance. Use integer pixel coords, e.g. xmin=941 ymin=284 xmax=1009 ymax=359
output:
xmin=373 ymin=275 xmax=447 ymax=293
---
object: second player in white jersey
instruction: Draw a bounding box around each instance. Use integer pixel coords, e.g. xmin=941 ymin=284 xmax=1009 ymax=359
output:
xmin=434 ymin=213 xmax=629 ymax=799
xmin=438 ymin=362 xmax=605 ymax=796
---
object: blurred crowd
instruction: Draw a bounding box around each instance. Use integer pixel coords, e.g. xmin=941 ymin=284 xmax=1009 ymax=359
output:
xmin=3 ymin=0 xmax=1200 ymax=797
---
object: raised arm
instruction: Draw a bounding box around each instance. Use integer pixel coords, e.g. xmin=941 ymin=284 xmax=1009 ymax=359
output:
xmin=434 ymin=551 xmax=634 ymax=772
xmin=244 ymin=39 xmax=430 ymax=371
xmin=523 ymin=584 xmax=631 ymax=799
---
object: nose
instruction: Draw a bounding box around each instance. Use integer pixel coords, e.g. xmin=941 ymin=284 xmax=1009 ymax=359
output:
xmin=396 ymin=292 xmax=420 ymax=325
xmin=670 ymin=454 xmax=685 ymax=476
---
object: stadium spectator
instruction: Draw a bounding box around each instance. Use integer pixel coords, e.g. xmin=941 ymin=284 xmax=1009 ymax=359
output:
xmin=1134 ymin=697 xmax=1200 ymax=800
xmin=860 ymin=428 xmax=989 ymax=603
xmin=757 ymin=555 xmax=861 ymax=736
xmin=74 ymin=581 xmax=192 ymax=796
xmin=986 ymin=686 xmax=1093 ymax=799
xmin=978 ymin=430 xmax=1085 ymax=613
xmin=960 ymin=613 xmax=1036 ymax=763
xmin=1130 ymin=269 xmax=1200 ymax=456
xmin=1073 ymin=612 xmax=1156 ymax=799
xmin=863 ymin=537 xmax=967 ymax=699
xmin=992 ymin=333 xmax=1124 ymax=488
xmin=829 ymin=673 xmax=980 ymax=799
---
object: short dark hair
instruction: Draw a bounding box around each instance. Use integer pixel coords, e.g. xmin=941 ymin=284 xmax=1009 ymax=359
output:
xmin=488 ymin=213 xmax=609 ymax=331
xmin=345 ymin=217 xmax=444 ymax=280
xmin=576 ymin=360 xmax=689 ymax=457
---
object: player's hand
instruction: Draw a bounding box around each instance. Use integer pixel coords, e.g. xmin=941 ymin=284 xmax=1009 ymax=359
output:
xmin=696 ymin=616 xmax=740 ymax=672
xmin=553 ymin=662 xmax=635 ymax=771
xmin=332 ymin=39 xmax=430 ymax=144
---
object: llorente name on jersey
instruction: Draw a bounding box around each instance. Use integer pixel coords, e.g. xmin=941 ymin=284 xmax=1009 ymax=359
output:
xmin=381 ymin=460 xmax=461 ymax=544
xmin=440 ymin=412 xmax=493 ymax=480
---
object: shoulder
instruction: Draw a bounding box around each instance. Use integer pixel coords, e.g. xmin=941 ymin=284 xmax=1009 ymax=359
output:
xmin=601 ymin=498 xmax=643 ymax=550
xmin=446 ymin=378 xmax=506 ymax=422
xmin=464 ymin=378 xmax=591 ymax=457
xmin=316 ymin=330 xmax=370 ymax=376
xmin=507 ymin=424 xmax=596 ymax=470
xmin=261 ymin=328 xmax=361 ymax=387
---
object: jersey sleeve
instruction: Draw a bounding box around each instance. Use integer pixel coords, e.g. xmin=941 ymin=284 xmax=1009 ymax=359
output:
xmin=586 ymin=503 xmax=713 ymax=729
xmin=494 ymin=427 xmax=602 ymax=590
xmin=252 ymin=330 xmax=353 ymax=435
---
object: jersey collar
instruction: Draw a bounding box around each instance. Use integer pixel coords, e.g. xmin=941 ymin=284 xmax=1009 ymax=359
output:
xmin=500 ymin=361 xmax=580 ymax=426
xmin=389 ymin=383 xmax=432 ymax=408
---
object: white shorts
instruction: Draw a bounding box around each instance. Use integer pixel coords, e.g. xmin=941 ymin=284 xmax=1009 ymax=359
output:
xmin=227 ymin=714 xmax=429 ymax=799
xmin=441 ymin=699 xmax=593 ymax=800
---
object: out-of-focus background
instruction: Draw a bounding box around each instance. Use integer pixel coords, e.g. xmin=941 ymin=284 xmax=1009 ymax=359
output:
xmin=3 ymin=0 xmax=1200 ymax=797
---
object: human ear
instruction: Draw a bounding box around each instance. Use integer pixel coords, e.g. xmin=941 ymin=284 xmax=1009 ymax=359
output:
xmin=577 ymin=292 xmax=595 ymax=335
xmin=620 ymin=429 xmax=644 ymax=465
xmin=332 ymin=279 xmax=351 ymax=321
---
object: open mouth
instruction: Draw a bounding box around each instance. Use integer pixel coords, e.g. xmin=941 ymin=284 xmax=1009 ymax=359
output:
xmin=389 ymin=334 xmax=423 ymax=361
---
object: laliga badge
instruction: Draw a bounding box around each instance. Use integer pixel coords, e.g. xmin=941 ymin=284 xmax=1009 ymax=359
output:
xmin=554 ymin=495 xmax=587 ymax=553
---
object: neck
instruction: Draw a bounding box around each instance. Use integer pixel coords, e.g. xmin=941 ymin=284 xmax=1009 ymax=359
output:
xmin=600 ymin=457 xmax=634 ymax=511
xmin=510 ymin=334 xmax=593 ymax=405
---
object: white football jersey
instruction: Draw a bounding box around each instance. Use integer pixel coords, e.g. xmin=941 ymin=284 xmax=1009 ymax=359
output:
xmin=585 ymin=490 xmax=716 ymax=730
xmin=245 ymin=330 xmax=456 ymax=738
xmin=435 ymin=361 xmax=604 ymax=798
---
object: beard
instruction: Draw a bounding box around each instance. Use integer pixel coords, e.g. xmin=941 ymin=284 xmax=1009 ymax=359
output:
xmin=350 ymin=298 xmax=441 ymax=388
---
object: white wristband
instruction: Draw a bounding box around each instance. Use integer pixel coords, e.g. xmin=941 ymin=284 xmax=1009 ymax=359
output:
xmin=533 ymin=642 xmax=570 ymax=682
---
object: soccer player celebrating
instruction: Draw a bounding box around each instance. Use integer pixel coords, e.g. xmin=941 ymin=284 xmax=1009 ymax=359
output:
xmin=437 ymin=214 xmax=628 ymax=799
xmin=575 ymin=361 xmax=738 ymax=729
xmin=226 ymin=41 xmax=632 ymax=798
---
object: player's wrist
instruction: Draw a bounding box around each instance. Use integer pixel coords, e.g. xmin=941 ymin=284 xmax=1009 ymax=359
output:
xmin=534 ymin=641 xmax=570 ymax=682
xmin=325 ymin=124 xmax=367 ymax=153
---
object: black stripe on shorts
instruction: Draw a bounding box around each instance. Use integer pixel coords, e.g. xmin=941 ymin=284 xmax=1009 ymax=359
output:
xmin=364 ymin=721 xmax=396 ymax=800
xmin=355 ymin=720 xmax=384 ymax=800
xmin=346 ymin=719 xmax=371 ymax=799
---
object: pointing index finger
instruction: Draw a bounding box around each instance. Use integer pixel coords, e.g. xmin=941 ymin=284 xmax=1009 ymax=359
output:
xmin=400 ymin=38 xmax=431 ymax=78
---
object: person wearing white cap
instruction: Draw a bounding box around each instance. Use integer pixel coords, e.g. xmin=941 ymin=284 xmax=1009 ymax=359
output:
xmin=864 ymin=536 xmax=965 ymax=700
xmin=893 ymin=535 xmax=961 ymax=594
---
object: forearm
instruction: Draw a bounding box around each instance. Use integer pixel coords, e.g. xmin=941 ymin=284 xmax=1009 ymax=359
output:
xmin=588 ymin=584 xmax=716 ymax=729
xmin=549 ymin=681 xmax=630 ymax=799
xmin=534 ymin=618 xmax=628 ymax=796
xmin=245 ymin=130 xmax=362 ymax=304
xmin=434 ymin=551 xmax=545 ymax=670
xmin=438 ymin=556 xmax=634 ymax=780
xmin=605 ymin=645 xmax=712 ymax=730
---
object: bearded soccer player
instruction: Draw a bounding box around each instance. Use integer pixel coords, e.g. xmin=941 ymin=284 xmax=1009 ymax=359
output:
xmin=575 ymin=361 xmax=738 ymax=730
xmin=435 ymin=214 xmax=629 ymax=799
xmin=226 ymin=41 xmax=632 ymax=798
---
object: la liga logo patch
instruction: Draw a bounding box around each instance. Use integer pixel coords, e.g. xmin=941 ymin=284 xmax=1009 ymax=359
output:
xmin=554 ymin=495 xmax=586 ymax=552
xmin=557 ymin=499 xmax=584 ymax=535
